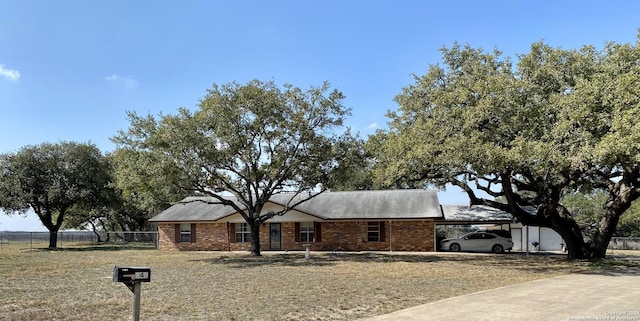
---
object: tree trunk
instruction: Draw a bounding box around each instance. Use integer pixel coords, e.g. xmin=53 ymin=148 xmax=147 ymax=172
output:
xmin=89 ymin=221 xmax=103 ymax=243
xmin=99 ymin=219 xmax=111 ymax=242
xmin=544 ymin=205 xmax=595 ymax=259
xmin=489 ymin=200 xmax=597 ymax=259
xmin=50 ymin=207 xmax=66 ymax=249
xmin=558 ymin=228 xmax=592 ymax=259
xmin=550 ymin=204 xmax=626 ymax=259
xmin=49 ymin=230 xmax=58 ymax=249
xmin=590 ymin=199 xmax=628 ymax=259
xmin=37 ymin=210 xmax=62 ymax=249
xmin=249 ymin=221 xmax=262 ymax=256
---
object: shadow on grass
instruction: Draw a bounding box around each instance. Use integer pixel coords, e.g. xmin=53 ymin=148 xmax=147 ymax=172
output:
xmin=577 ymin=258 xmax=640 ymax=277
xmin=192 ymin=253 xmax=339 ymax=267
xmin=191 ymin=252 xmax=452 ymax=268
xmin=190 ymin=251 xmax=588 ymax=273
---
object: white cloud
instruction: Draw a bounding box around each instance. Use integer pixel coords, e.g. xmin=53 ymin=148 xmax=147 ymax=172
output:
xmin=104 ymin=74 xmax=119 ymax=81
xmin=368 ymin=122 xmax=379 ymax=129
xmin=0 ymin=64 xmax=20 ymax=81
xmin=104 ymin=74 xmax=138 ymax=89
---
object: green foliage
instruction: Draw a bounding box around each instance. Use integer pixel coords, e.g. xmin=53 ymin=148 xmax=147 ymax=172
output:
xmin=325 ymin=130 xmax=376 ymax=191
xmin=109 ymin=148 xmax=189 ymax=228
xmin=371 ymin=34 xmax=640 ymax=258
xmin=562 ymin=192 xmax=608 ymax=226
xmin=373 ymin=41 xmax=605 ymax=191
xmin=0 ymin=142 xmax=111 ymax=247
xmin=563 ymin=191 xmax=640 ymax=237
xmin=112 ymin=79 xmax=355 ymax=255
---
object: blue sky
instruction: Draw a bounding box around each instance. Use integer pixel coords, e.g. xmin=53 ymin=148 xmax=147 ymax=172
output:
xmin=1 ymin=0 xmax=639 ymax=231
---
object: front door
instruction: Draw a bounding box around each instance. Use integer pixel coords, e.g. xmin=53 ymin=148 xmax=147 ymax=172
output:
xmin=269 ymin=223 xmax=281 ymax=250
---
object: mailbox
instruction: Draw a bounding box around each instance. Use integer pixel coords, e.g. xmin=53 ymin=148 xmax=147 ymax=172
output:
xmin=113 ymin=266 xmax=151 ymax=321
xmin=113 ymin=266 xmax=151 ymax=283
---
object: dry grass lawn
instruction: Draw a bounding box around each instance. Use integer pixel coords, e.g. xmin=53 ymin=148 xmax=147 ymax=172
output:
xmin=1 ymin=244 xmax=636 ymax=321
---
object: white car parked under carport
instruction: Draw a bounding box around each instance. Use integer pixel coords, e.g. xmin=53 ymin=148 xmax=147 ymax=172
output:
xmin=440 ymin=231 xmax=513 ymax=253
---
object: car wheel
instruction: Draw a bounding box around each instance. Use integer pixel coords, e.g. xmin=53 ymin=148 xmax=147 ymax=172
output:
xmin=449 ymin=243 xmax=461 ymax=252
xmin=492 ymin=244 xmax=504 ymax=253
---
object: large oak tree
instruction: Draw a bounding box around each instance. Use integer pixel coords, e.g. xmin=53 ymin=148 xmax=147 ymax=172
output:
xmin=62 ymin=152 xmax=189 ymax=242
xmin=112 ymin=80 xmax=357 ymax=256
xmin=370 ymin=35 xmax=640 ymax=259
xmin=0 ymin=142 xmax=111 ymax=248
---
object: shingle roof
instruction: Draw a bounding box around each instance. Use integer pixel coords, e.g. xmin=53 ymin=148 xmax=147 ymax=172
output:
xmin=270 ymin=189 xmax=442 ymax=220
xmin=149 ymin=189 xmax=442 ymax=222
xmin=440 ymin=205 xmax=514 ymax=224
xmin=149 ymin=196 xmax=242 ymax=222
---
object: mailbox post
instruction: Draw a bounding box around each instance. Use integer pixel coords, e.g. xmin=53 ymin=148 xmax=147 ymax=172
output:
xmin=113 ymin=266 xmax=151 ymax=321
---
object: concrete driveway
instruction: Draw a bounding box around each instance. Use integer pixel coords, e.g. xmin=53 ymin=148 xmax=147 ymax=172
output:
xmin=359 ymin=266 xmax=640 ymax=321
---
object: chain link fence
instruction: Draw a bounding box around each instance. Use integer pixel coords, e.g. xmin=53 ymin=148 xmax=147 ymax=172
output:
xmin=609 ymin=237 xmax=640 ymax=250
xmin=0 ymin=231 xmax=158 ymax=250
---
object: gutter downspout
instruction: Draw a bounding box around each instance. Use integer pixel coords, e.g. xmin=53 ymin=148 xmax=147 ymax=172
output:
xmin=389 ymin=220 xmax=392 ymax=252
xmin=227 ymin=222 xmax=231 ymax=252
xmin=525 ymin=225 xmax=530 ymax=256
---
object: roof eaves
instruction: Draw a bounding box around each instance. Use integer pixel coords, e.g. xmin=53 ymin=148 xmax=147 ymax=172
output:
xmin=321 ymin=217 xmax=438 ymax=221
xmin=264 ymin=200 xmax=328 ymax=220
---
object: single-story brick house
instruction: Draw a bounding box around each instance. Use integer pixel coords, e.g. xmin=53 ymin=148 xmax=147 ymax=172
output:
xmin=149 ymin=189 xmax=443 ymax=252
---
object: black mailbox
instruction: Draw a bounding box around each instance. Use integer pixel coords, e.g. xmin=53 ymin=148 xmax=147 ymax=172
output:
xmin=113 ymin=266 xmax=151 ymax=283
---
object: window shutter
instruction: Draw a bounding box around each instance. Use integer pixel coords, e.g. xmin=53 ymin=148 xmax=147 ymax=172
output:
xmin=229 ymin=223 xmax=236 ymax=243
xmin=294 ymin=222 xmax=301 ymax=242
xmin=191 ymin=223 xmax=196 ymax=243
xmin=380 ymin=221 xmax=386 ymax=242
xmin=315 ymin=222 xmax=322 ymax=242
xmin=174 ymin=224 xmax=180 ymax=243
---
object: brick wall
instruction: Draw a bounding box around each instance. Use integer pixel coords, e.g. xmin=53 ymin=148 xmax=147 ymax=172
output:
xmin=157 ymin=220 xmax=435 ymax=252
xmin=158 ymin=223 xmax=229 ymax=251
xmin=314 ymin=221 xmax=435 ymax=252
xmin=389 ymin=221 xmax=435 ymax=251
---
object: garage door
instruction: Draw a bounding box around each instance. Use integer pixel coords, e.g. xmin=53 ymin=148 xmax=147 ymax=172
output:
xmin=539 ymin=227 xmax=563 ymax=251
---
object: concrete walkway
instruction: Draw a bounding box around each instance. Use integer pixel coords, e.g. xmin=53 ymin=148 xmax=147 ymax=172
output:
xmin=359 ymin=267 xmax=640 ymax=321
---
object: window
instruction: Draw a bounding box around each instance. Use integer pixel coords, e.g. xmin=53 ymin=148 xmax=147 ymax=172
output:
xmin=235 ymin=223 xmax=252 ymax=243
xmin=295 ymin=222 xmax=321 ymax=243
xmin=180 ymin=224 xmax=192 ymax=243
xmin=300 ymin=222 xmax=314 ymax=243
xmin=467 ymin=233 xmax=483 ymax=240
xmin=175 ymin=223 xmax=195 ymax=244
xmin=467 ymin=233 xmax=495 ymax=240
xmin=367 ymin=222 xmax=381 ymax=242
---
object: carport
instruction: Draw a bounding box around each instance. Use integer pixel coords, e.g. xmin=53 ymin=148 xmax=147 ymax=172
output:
xmin=436 ymin=205 xmax=513 ymax=251
xmin=437 ymin=205 xmax=565 ymax=252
